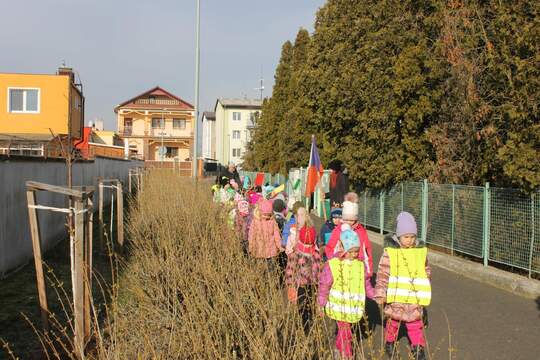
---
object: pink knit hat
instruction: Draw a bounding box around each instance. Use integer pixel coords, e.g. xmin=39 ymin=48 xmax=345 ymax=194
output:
xmin=260 ymin=199 xmax=273 ymax=215
xmin=249 ymin=192 xmax=262 ymax=205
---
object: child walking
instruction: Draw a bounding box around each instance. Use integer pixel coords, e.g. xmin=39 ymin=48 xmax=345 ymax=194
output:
xmin=247 ymin=199 xmax=283 ymax=272
xmin=235 ymin=198 xmax=250 ymax=255
xmin=318 ymin=226 xmax=374 ymax=359
xmin=319 ymin=207 xmax=342 ymax=260
xmin=325 ymin=194 xmax=373 ymax=277
xmin=374 ymin=212 xmax=431 ymax=360
xmin=279 ymin=201 xmax=304 ymax=274
xmin=284 ymin=218 xmax=320 ymax=333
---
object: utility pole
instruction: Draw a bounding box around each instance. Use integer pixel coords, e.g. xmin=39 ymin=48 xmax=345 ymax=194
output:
xmin=192 ymin=0 xmax=200 ymax=178
xmin=160 ymin=111 xmax=165 ymax=165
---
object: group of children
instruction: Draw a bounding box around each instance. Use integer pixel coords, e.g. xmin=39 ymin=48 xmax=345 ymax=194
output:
xmin=212 ymin=177 xmax=431 ymax=360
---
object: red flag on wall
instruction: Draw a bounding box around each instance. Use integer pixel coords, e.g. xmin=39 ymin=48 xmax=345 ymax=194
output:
xmin=254 ymin=172 xmax=265 ymax=187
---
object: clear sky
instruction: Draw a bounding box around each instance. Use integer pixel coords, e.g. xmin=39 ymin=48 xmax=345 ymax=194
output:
xmin=0 ymin=0 xmax=325 ymax=130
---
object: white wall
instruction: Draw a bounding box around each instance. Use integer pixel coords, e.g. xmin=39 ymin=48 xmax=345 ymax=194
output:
xmin=215 ymin=103 xmax=225 ymax=165
xmin=214 ymin=104 xmax=260 ymax=166
xmin=0 ymin=157 xmax=142 ymax=277
xmin=227 ymin=109 xmax=257 ymax=164
xmin=201 ymin=116 xmax=215 ymax=159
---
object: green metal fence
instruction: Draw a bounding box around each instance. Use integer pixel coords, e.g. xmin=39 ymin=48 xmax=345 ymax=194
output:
xmin=359 ymin=181 xmax=539 ymax=277
xmin=240 ymin=169 xmax=540 ymax=277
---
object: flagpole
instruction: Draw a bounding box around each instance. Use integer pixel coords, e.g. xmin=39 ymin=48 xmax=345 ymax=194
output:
xmin=306 ymin=135 xmax=314 ymax=211
xmin=320 ymin=181 xmax=327 ymax=221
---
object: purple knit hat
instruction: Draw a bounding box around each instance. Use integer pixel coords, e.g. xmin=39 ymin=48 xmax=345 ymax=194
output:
xmin=396 ymin=212 xmax=417 ymax=237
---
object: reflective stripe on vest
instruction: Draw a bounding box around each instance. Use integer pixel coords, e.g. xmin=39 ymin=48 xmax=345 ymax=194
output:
xmin=386 ymin=247 xmax=431 ymax=306
xmin=325 ymin=258 xmax=365 ymax=323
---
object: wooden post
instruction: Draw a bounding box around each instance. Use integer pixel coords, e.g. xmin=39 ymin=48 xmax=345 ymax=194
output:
xmin=116 ymin=181 xmax=124 ymax=250
xmin=73 ymin=198 xmax=85 ymax=358
xmin=98 ymin=179 xmax=104 ymax=252
xmin=26 ymin=189 xmax=50 ymax=333
xmin=84 ymin=195 xmax=93 ymax=343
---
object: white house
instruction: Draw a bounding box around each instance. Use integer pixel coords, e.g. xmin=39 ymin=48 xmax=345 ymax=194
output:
xmin=214 ymin=98 xmax=262 ymax=167
xmin=201 ymin=111 xmax=216 ymax=159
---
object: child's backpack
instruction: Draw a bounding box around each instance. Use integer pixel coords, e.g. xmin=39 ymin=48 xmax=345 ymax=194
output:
xmin=274 ymin=212 xmax=286 ymax=232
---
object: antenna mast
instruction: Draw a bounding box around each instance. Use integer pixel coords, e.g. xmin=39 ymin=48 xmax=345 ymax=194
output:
xmin=254 ymin=67 xmax=264 ymax=100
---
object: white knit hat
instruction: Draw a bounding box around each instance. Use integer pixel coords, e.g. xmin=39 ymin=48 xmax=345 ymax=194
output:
xmin=342 ymin=201 xmax=358 ymax=221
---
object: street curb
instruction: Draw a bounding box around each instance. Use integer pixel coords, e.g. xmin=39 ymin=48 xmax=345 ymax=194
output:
xmin=366 ymin=230 xmax=540 ymax=300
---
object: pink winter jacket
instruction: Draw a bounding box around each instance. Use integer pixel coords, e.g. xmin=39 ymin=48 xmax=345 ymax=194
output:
xmin=318 ymin=259 xmax=375 ymax=307
xmin=374 ymin=235 xmax=431 ymax=322
xmin=248 ymin=216 xmax=282 ymax=259
xmin=325 ymin=223 xmax=373 ymax=277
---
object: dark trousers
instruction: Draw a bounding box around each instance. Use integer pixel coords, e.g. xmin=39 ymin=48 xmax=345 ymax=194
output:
xmin=277 ymin=252 xmax=288 ymax=286
xmin=297 ymin=285 xmax=315 ymax=334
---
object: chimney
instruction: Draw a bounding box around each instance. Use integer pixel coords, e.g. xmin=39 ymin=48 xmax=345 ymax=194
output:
xmin=57 ymin=66 xmax=75 ymax=84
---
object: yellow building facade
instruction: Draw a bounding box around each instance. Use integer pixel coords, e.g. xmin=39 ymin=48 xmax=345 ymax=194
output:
xmin=115 ymin=87 xmax=194 ymax=163
xmin=0 ymin=68 xmax=84 ymax=139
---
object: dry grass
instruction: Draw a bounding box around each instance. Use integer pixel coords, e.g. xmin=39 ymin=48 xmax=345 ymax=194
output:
xmin=96 ymin=171 xmax=386 ymax=359
xmin=4 ymin=171 xmax=456 ymax=359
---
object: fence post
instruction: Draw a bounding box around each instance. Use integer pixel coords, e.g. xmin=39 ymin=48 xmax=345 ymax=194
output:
xmin=364 ymin=192 xmax=367 ymax=226
xmin=98 ymin=179 xmax=104 ymax=252
xmin=26 ymin=189 xmax=49 ymax=333
xmin=73 ymin=197 xmax=86 ymax=358
xmin=117 ymin=181 xmax=124 ymax=251
xmin=128 ymin=169 xmax=132 ymax=193
xmin=451 ymin=184 xmax=455 ymax=255
xmin=421 ymin=179 xmax=428 ymax=243
xmin=483 ymin=182 xmax=491 ymax=267
xmin=84 ymin=194 xmax=93 ymax=343
xmin=379 ymin=191 xmax=385 ymax=234
xmin=528 ymin=193 xmax=535 ymax=278
xmin=401 ymin=183 xmax=404 ymax=212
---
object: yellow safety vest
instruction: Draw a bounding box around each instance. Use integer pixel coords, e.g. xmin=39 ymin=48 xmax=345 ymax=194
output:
xmin=386 ymin=247 xmax=431 ymax=306
xmin=325 ymin=258 xmax=365 ymax=323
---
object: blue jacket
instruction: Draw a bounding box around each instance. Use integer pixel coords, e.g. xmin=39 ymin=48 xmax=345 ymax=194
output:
xmin=281 ymin=216 xmax=296 ymax=247
xmin=319 ymin=220 xmax=336 ymax=247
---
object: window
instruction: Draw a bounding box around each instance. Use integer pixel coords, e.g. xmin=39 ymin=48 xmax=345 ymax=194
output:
xmin=8 ymin=88 xmax=39 ymax=113
xmin=124 ymin=118 xmax=133 ymax=135
xmin=152 ymin=118 xmax=165 ymax=128
xmin=232 ymin=148 xmax=241 ymax=157
xmin=232 ymin=130 xmax=240 ymax=139
xmin=173 ymin=119 xmax=186 ymax=129
xmin=166 ymin=147 xmax=178 ymax=158
xmin=233 ymin=112 xmax=241 ymax=121
xmin=249 ymin=111 xmax=260 ymax=124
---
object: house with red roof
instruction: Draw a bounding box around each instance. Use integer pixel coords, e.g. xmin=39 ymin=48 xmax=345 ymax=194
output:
xmin=115 ymin=86 xmax=194 ymax=169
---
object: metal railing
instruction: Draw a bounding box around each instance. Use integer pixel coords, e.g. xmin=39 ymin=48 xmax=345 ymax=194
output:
xmin=241 ymin=168 xmax=540 ymax=278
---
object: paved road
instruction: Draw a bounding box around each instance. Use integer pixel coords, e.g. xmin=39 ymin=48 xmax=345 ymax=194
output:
xmin=363 ymin=230 xmax=540 ymax=360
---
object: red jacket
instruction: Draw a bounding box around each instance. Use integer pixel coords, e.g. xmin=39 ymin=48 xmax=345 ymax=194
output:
xmin=325 ymin=223 xmax=373 ymax=276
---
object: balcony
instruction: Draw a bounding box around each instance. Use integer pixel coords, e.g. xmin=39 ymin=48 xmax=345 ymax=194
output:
xmin=123 ymin=126 xmax=133 ymax=136
xmin=149 ymin=128 xmax=194 ymax=138
xmin=136 ymin=98 xmax=182 ymax=106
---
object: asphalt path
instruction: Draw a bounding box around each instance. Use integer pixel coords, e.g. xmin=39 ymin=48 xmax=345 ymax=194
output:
xmin=358 ymin=230 xmax=540 ymax=360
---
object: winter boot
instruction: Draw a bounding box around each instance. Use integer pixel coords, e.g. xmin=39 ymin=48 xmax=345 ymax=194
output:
xmin=385 ymin=342 xmax=396 ymax=358
xmin=411 ymin=345 xmax=426 ymax=360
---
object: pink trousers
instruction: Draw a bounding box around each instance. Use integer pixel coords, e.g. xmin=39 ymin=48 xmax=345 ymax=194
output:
xmin=336 ymin=321 xmax=353 ymax=358
xmin=385 ymin=319 xmax=425 ymax=346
